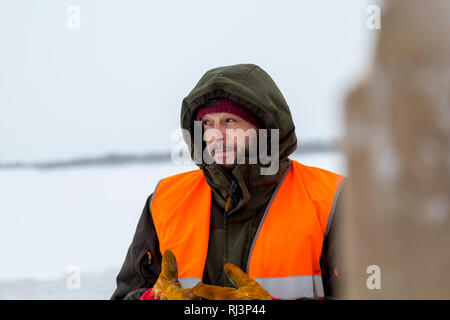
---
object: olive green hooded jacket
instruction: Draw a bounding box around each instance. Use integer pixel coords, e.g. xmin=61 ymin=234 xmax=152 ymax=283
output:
xmin=111 ymin=64 xmax=347 ymax=300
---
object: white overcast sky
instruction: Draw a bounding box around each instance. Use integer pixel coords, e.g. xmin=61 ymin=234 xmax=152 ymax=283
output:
xmin=0 ymin=0 xmax=376 ymax=163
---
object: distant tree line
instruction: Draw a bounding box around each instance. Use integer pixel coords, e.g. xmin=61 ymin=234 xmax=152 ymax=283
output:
xmin=0 ymin=138 xmax=341 ymax=170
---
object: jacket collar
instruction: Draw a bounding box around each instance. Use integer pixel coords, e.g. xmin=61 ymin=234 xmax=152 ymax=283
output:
xmin=201 ymin=159 xmax=291 ymax=220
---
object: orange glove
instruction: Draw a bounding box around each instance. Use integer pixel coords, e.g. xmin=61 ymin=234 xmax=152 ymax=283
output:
xmin=151 ymin=249 xmax=200 ymax=300
xmin=193 ymin=263 xmax=273 ymax=300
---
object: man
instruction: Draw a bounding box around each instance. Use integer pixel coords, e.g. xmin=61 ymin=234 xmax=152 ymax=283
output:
xmin=111 ymin=63 xmax=347 ymax=300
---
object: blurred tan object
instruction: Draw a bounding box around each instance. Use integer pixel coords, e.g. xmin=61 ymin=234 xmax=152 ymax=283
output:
xmin=343 ymin=0 xmax=450 ymax=299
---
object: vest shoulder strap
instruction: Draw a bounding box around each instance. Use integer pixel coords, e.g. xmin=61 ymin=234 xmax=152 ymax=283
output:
xmin=290 ymin=159 xmax=346 ymax=236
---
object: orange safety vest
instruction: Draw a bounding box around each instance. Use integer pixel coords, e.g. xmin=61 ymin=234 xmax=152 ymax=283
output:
xmin=151 ymin=159 xmax=345 ymax=299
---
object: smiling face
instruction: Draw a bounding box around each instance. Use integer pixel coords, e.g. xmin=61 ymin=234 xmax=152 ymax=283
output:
xmin=201 ymin=112 xmax=259 ymax=167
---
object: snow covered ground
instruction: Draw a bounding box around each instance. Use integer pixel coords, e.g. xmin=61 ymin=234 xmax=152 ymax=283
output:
xmin=0 ymin=152 xmax=346 ymax=299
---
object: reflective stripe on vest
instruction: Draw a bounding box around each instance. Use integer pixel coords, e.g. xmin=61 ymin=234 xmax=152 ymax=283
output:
xmin=179 ymin=278 xmax=203 ymax=289
xmin=254 ymin=276 xmax=325 ymax=299
xmin=151 ymin=159 xmax=345 ymax=299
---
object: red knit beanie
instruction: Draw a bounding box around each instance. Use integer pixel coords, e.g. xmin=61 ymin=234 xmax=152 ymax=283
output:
xmin=195 ymin=98 xmax=262 ymax=128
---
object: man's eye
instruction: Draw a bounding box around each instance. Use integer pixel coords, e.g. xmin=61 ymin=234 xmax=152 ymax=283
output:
xmin=226 ymin=118 xmax=236 ymax=123
xmin=202 ymin=120 xmax=211 ymax=125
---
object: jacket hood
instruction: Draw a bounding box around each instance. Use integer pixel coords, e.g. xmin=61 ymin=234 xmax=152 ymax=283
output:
xmin=181 ymin=63 xmax=297 ymax=168
xmin=180 ymin=63 xmax=298 ymax=216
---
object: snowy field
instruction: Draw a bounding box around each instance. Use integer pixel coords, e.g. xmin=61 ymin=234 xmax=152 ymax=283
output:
xmin=0 ymin=152 xmax=346 ymax=299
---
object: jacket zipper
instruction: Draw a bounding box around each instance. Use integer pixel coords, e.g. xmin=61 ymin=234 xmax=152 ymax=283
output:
xmin=224 ymin=179 xmax=238 ymax=216
xmin=223 ymin=179 xmax=238 ymax=287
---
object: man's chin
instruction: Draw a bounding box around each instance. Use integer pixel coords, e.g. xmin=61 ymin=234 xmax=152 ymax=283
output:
xmin=220 ymin=163 xmax=235 ymax=168
xmin=212 ymin=152 xmax=236 ymax=166
xmin=216 ymin=163 xmax=236 ymax=172
xmin=214 ymin=159 xmax=235 ymax=166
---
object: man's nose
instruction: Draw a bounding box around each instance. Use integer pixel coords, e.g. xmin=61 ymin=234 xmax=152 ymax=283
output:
xmin=210 ymin=123 xmax=227 ymax=141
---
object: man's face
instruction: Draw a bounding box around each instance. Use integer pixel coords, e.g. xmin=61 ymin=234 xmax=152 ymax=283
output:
xmin=201 ymin=112 xmax=259 ymax=167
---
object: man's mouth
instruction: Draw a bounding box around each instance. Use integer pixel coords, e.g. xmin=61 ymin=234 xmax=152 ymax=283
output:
xmin=214 ymin=148 xmax=234 ymax=154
